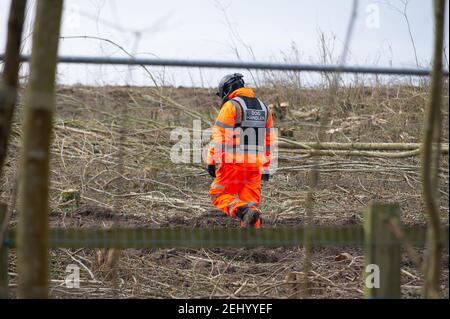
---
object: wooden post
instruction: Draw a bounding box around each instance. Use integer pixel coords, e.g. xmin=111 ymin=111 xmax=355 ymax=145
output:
xmin=0 ymin=203 xmax=8 ymax=299
xmin=17 ymin=0 xmax=63 ymax=299
xmin=0 ymin=0 xmax=27 ymax=176
xmin=421 ymin=0 xmax=445 ymax=299
xmin=364 ymin=203 xmax=401 ymax=299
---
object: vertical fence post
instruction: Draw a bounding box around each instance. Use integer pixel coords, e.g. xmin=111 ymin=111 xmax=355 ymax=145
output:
xmin=364 ymin=202 xmax=401 ymax=299
xmin=17 ymin=0 xmax=63 ymax=299
xmin=0 ymin=203 xmax=8 ymax=298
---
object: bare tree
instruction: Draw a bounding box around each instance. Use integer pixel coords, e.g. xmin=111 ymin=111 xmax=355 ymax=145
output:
xmin=17 ymin=0 xmax=63 ymax=299
xmin=421 ymin=0 xmax=445 ymax=299
xmin=0 ymin=0 xmax=27 ymax=177
xmin=380 ymin=0 xmax=420 ymax=67
xmin=302 ymin=0 xmax=359 ymax=297
xmin=0 ymin=0 xmax=27 ymax=252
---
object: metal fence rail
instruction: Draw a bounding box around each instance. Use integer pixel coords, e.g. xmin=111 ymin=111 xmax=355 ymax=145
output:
xmin=1 ymin=54 xmax=449 ymax=77
xmin=3 ymin=226 xmax=449 ymax=249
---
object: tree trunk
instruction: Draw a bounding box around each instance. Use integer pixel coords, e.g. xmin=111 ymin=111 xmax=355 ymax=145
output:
xmin=17 ymin=0 xmax=63 ymax=299
xmin=421 ymin=0 xmax=445 ymax=299
xmin=0 ymin=0 xmax=27 ymax=177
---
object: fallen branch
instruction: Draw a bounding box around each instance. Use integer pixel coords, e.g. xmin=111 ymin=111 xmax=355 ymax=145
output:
xmin=281 ymin=149 xmax=422 ymax=158
xmin=278 ymin=140 xmax=449 ymax=153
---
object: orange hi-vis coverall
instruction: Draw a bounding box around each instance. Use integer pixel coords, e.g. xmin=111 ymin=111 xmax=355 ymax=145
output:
xmin=207 ymin=87 xmax=275 ymax=229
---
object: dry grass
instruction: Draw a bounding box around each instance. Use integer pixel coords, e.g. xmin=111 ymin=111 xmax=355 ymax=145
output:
xmin=1 ymin=82 xmax=449 ymax=299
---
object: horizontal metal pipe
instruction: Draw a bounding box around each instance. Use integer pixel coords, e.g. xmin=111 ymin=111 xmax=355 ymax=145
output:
xmin=4 ymin=226 xmax=447 ymax=248
xmin=1 ymin=54 xmax=448 ymax=77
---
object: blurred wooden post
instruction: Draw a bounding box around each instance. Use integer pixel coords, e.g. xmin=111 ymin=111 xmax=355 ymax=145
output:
xmin=421 ymin=0 xmax=445 ymax=299
xmin=0 ymin=203 xmax=8 ymax=298
xmin=0 ymin=7 xmax=27 ymax=295
xmin=0 ymin=0 xmax=27 ymax=176
xmin=17 ymin=0 xmax=63 ymax=299
xmin=364 ymin=203 xmax=401 ymax=299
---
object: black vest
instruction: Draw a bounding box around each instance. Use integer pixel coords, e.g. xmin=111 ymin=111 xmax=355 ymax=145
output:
xmin=230 ymin=97 xmax=269 ymax=151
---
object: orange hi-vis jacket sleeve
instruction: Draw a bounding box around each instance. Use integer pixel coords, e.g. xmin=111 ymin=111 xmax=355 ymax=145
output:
xmin=207 ymin=100 xmax=237 ymax=166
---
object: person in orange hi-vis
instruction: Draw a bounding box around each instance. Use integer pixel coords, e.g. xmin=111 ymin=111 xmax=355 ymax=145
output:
xmin=207 ymin=73 xmax=275 ymax=229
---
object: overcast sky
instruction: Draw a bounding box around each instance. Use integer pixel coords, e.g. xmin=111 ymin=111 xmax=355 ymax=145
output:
xmin=0 ymin=0 xmax=449 ymax=87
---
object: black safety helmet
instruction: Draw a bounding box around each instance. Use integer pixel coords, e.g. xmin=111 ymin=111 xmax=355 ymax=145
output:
xmin=216 ymin=73 xmax=245 ymax=104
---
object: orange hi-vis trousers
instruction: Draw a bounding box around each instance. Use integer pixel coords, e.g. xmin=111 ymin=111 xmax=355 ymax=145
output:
xmin=209 ymin=163 xmax=261 ymax=229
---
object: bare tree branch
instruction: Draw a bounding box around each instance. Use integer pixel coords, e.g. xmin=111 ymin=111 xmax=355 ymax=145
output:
xmin=421 ymin=0 xmax=445 ymax=299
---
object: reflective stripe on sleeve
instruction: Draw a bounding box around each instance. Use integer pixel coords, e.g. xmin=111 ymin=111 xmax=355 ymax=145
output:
xmin=211 ymin=182 xmax=225 ymax=190
xmin=230 ymin=100 xmax=242 ymax=125
xmin=215 ymin=120 xmax=234 ymax=129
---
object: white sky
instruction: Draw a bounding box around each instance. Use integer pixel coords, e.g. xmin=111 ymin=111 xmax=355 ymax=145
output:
xmin=0 ymin=0 xmax=449 ymax=87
